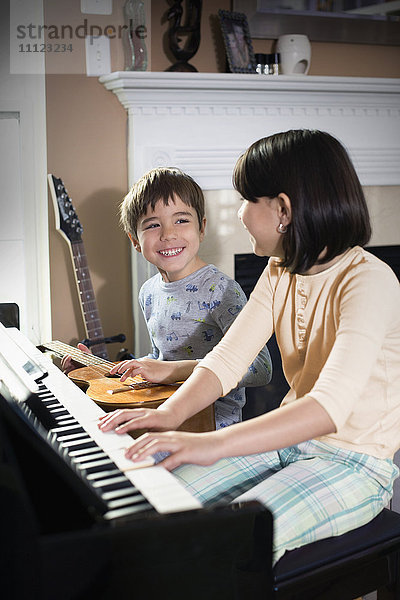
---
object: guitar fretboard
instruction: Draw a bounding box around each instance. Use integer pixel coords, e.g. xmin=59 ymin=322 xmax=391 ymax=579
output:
xmin=71 ymin=240 xmax=108 ymax=360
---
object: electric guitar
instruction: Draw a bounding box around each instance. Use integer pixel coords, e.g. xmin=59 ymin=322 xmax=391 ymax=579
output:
xmin=48 ymin=174 xmax=112 ymax=360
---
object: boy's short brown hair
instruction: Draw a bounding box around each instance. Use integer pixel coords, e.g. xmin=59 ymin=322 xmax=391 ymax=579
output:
xmin=120 ymin=167 xmax=205 ymax=238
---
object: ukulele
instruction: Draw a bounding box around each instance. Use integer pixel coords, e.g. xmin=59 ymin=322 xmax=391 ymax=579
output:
xmin=48 ymin=174 xmax=110 ymax=360
xmin=40 ymin=340 xmax=181 ymax=411
xmin=40 ymin=340 xmax=215 ymax=431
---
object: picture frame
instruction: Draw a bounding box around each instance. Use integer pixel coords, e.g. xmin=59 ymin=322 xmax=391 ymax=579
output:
xmin=218 ymin=10 xmax=255 ymax=74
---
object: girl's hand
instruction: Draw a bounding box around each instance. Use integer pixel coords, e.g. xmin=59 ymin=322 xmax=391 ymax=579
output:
xmin=123 ymin=430 xmax=223 ymax=471
xmin=61 ymin=343 xmax=91 ymax=374
xmin=108 ymin=357 xmax=195 ymax=384
xmin=98 ymin=406 xmax=181 ymax=435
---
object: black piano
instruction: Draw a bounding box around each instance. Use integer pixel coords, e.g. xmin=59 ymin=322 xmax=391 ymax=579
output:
xmin=0 ymin=324 xmax=272 ymax=600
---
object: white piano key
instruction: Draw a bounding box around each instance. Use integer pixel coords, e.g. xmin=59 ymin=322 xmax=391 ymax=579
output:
xmin=69 ymin=447 xmax=105 ymax=458
xmin=86 ymin=469 xmax=121 ymax=481
xmin=60 ymin=437 xmax=93 ymax=448
xmin=91 ymin=475 xmax=128 ymax=489
xmin=107 ymin=496 xmax=146 ymax=509
xmin=101 ymin=487 xmax=142 ymax=501
xmin=56 ymin=432 xmax=89 ymax=443
xmin=51 ymin=424 xmax=84 ymax=434
xmin=125 ymin=466 xmax=202 ymax=514
xmin=75 ymin=457 xmax=112 ymax=470
xmin=103 ymin=504 xmax=152 ymax=520
xmin=106 ymin=445 xmax=155 ymax=471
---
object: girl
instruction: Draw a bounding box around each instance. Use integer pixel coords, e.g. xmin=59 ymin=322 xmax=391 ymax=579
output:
xmin=99 ymin=129 xmax=400 ymax=563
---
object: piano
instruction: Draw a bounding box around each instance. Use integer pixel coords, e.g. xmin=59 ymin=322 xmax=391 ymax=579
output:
xmin=0 ymin=324 xmax=272 ymax=600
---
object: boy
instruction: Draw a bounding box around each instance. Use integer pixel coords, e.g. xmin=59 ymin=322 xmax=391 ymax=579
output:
xmin=108 ymin=167 xmax=272 ymax=428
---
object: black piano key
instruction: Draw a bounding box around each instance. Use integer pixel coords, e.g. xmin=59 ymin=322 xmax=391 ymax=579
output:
xmin=51 ymin=409 xmax=71 ymax=417
xmin=90 ymin=474 xmax=131 ymax=489
xmin=92 ymin=475 xmax=132 ymax=496
xmin=93 ymin=476 xmax=133 ymax=491
xmin=49 ymin=426 xmax=87 ymax=444
xmin=78 ymin=460 xmax=116 ymax=475
xmin=25 ymin=394 xmax=59 ymax=430
xmin=55 ymin=417 xmax=79 ymax=425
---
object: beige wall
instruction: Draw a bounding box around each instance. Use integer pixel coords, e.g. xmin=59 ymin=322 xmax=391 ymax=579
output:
xmin=45 ymin=0 xmax=400 ymax=356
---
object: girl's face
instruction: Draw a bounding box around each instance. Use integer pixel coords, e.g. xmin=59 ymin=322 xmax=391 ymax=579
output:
xmin=132 ymin=195 xmax=206 ymax=282
xmin=238 ymin=196 xmax=288 ymax=258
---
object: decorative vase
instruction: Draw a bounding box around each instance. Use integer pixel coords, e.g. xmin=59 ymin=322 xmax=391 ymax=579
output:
xmin=276 ymin=34 xmax=311 ymax=75
xmin=123 ymin=0 xmax=148 ymax=71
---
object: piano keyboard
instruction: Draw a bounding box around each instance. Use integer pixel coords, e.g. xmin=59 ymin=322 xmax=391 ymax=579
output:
xmin=7 ymin=329 xmax=202 ymax=519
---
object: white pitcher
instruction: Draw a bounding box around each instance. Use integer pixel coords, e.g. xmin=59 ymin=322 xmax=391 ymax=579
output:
xmin=276 ymin=34 xmax=311 ymax=75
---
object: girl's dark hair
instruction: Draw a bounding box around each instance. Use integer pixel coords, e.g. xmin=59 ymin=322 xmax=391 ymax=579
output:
xmin=233 ymin=129 xmax=371 ymax=274
xmin=120 ymin=167 xmax=205 ymax=238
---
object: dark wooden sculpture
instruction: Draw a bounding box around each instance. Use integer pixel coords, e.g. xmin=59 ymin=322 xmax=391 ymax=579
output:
xmin=165 ymin=0 xmax=202 ymax=72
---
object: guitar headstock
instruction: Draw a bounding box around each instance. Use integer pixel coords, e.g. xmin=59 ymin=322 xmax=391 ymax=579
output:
xmin=48 ymin=174 xmax=83 ymax=243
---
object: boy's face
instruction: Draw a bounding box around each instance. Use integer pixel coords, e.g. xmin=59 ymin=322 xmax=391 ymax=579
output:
xmin=131 ymin=195 xmax=206 ymax=282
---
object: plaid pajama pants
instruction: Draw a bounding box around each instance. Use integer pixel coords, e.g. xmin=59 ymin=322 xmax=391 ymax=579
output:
xmin=173 ymin=439 xmax=399 ymax=563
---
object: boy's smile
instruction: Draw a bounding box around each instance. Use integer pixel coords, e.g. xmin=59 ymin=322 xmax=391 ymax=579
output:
xmin=133 ymin=195 xmax=206 ymax=282
xmin=158 ymin=247 xmax=184 ymax=257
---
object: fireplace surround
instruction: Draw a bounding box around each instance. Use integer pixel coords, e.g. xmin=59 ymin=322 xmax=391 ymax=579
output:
xmin=100 ymin=72 xmax=400 ymax=355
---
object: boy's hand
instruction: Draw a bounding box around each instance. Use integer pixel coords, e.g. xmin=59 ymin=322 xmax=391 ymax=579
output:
xmin=61 ymin=342 xmax=91 ymax=374
xmin=108 ymin=357 xmax=195 ymax=384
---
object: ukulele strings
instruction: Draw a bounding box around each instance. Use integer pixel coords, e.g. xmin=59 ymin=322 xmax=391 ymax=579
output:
xmin=44 ymin=340 xmax=147 ymax=384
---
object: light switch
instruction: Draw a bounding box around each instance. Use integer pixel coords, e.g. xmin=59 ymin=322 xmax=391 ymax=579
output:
xmin=81 ymin=0 xmax=112 ymax=15
xmin=85 ymin=36 xmax=111 ymax=76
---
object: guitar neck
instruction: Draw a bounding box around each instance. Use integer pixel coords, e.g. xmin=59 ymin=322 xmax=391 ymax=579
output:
xmin=48 ymin=174 xmax=110 ymax=361
xmin=71 ymin=240 xmax=109 ymax=360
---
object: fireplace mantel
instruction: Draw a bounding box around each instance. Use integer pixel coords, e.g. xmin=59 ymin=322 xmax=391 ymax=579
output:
xmin=100 ymin=72 xmax=400 ymax=189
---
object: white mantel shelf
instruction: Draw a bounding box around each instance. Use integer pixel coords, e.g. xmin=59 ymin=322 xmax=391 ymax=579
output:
xmin=101 ymin=71 xmax=400 ymax=98
xmin=100 ymin=71 xmax=400 ymax=189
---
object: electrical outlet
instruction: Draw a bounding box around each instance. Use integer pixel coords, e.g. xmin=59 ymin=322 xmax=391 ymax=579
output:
xmin=85 ymin=36 xmax=111 ymax=76
xmin=81 ymin=0 xmax=112 ymax=14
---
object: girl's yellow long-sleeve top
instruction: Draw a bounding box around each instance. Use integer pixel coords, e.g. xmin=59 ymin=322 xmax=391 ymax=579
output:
xmin=198 ymin=246 xmax=400 ymax=459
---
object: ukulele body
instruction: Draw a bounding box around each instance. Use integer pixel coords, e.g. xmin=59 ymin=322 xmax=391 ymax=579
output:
xmin=68 ymin=366 xmax=215 ymax=433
